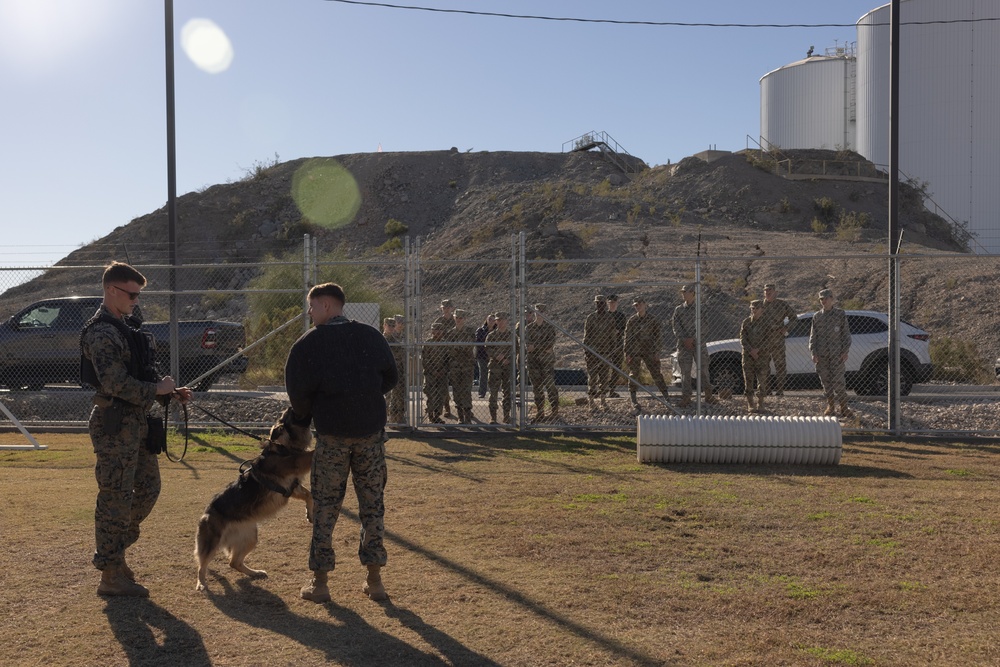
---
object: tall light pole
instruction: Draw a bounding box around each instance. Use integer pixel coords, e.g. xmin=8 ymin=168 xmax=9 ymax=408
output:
xmin=888 ymin=0 xmax=901 ymax=432
xmin=164 ymin=0 xmax=179 ymax=381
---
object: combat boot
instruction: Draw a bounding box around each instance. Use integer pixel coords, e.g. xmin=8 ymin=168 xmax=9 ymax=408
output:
xmin=363 ymin=564 xmax=387 ymax=601
xmin=588 ymin=397 xmax=598 ymax=411
xmin=823 ymin=398 xmax=836 ymax=416
xmin=746 ymin=396 xmax=756 ymax=414
xmin=629 ymin=390 xmax=641 ymax=414
xmin=97 ymin=563 xmax=149 ymax=597
xmin=840 ymin=402 xmax=853 ymax=418
xmin=489 ymin=408 xmax=498 ymax=425
xmin=301 ymin=570 xmax=331 ymax=603
xmin=756 ymin=396 xmax=765 ymax=413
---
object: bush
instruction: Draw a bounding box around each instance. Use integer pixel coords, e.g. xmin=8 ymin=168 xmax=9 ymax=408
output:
xmin=810 ymin=218 xmax=828 ymax=235
xmin=930 ymin=336 xmax=991 ymax=384
xmin=384 ymin=218 xmax=408 ymax=237
xmin=813 ymin=196 xmax=837 ymax=221
xmin=244 ymin=250 xmax=400 ymax=386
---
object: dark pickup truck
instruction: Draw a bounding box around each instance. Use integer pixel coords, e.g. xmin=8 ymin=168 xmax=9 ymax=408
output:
xmin=0 ymin=296 xmax=248 ymax=392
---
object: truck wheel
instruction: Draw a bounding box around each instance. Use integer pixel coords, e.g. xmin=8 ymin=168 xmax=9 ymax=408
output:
xmin=710 ymin=361 xmax=745 ymax=395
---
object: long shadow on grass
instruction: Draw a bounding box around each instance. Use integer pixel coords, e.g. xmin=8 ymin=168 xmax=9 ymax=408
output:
xmin=103 ymin=597 xmax=211 ymax=666
xmin=207 ymin=578 xmax=498 ymax=666
xmin=343 ymin=509 xmax=667 ymax=667
xmin=389 ymin=434 xmax=639 ymax=483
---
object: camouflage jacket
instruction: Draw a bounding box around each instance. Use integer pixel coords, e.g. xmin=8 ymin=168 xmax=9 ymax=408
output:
xmin=80 ymin=305 xmax=158 ymax=409
xmin=623 ymin=313 xmax=661 ymax=357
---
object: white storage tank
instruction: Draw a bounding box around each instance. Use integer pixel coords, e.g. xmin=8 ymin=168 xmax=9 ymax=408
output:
xmin=760 ymin=48 xmax=857 ymax=151
xmin=856 ymin=0 xmax=1000 ymax=253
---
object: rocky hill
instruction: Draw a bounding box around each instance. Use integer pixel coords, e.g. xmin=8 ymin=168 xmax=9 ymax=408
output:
xmin=4 ymin=147 xmax=998 ymax=368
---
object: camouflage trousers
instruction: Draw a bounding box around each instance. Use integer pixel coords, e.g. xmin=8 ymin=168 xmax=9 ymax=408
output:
xmin=763 ymin=338 xmax=788 ymax=393
xmin=309 ymin=431 xmax=388 ymax=572
xmin=527 ymin=358 xmax=558 ymax=410
xmin=448 ymin=363 xmax=475 ymax=411
xmin=585 ymin=350 xmax=614 ymax=398
xmin=387 ymin=378 xmax=406 ymax=422
xmin=90 ymin=405 xmax=160 ymax=571
xmin=742 ymin=354 xmax=769 ymax=402
xmin=487 ymin=363 xmax=512 ymax=420
xmin=815 ymin=355 xmax=848 ymax=405
xmin=677 ymin=345 xmax=711 ymax=398
xmin=626 ymin=351 xmax=670 ymax=394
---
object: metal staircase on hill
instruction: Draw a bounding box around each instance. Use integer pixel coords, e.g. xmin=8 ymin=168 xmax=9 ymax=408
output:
xmin=562 ymin=131 xmax=642 ymax=177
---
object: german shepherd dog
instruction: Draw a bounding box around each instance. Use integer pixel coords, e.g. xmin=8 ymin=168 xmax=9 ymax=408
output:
xmin=195 ymin=408 xmax=314 ymax=591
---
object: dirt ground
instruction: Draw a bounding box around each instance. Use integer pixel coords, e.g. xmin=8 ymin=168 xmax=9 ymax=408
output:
xmin=1 ymin=432 xmax=998 ymax=666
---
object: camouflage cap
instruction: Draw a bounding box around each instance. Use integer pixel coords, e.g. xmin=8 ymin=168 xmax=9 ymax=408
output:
xmin=818 ymin=289 xmax=834 ymax=299
xmin=431 ymin=322 xmax=446 ymax=331
xmin=681 ymin=284 xmax=696 ymax=293
xmin=454 ymin=308 xmax=468 ymax=318
xmin=383 ymin=317 xmax=396 ymax=326
xmin=440 ymin=299 xmax=453 ymax=308
xmin=533 ymin=303 xmax=547 ymax=312
xmin=632 ymin=295 xmax=645 ymax=305
xmin=394 ymin=314 xmax=405 ymax=324
xmin=763 ymin=283 xmax=776 ymax=290
xmin=494 ymin=311 xmax=509 ymax=320
xmin=594 ymin=294 xmax=606 ymax=302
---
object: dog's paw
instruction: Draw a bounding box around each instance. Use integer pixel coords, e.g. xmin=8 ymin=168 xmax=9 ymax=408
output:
xmin=195 ymin=581 xmax=207 ymax=592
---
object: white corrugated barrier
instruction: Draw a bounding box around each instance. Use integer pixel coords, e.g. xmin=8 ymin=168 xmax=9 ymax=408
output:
xmin=636 ymin=415 xmax=841 ymax=465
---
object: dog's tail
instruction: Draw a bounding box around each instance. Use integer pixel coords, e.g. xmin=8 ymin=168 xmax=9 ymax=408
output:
xmin=194 ymin=513 xmax=222 ymax=563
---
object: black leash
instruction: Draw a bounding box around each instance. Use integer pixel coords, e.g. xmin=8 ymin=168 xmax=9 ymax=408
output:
xmin=186 ymin=401 xmax=266 ymax=442
xmin=164 ymin=400 xmax=189 ymax=463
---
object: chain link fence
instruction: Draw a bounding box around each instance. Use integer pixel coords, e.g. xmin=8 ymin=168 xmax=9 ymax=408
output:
xmin=1 ymin=235 xmax=999 ymax=438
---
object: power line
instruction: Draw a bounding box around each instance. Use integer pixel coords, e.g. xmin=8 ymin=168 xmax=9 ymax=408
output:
xmin=323 ymin=0 xmax=1000 ymax=29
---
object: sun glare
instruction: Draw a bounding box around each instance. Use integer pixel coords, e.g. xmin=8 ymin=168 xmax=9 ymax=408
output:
xmin=0 ymin=0 xmax=117 ymax=75
xmin=181 ymin=18 xmax=234 ymax=74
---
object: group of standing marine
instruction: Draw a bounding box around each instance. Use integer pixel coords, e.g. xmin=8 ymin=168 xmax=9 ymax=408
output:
xmin=385 ymin=300 xmax=560 ymax=425
xmin=379 ymin=282 xmax=853 ymax=426
xmin=740 ymin=284 xmax=853 ymax=418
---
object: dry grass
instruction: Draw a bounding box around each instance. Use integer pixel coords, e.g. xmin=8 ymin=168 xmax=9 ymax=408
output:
xmin=1 ymin=432 xmax=999 ymax=666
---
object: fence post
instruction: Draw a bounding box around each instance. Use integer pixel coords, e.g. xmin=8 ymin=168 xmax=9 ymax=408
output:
xmin=518 ymin=232 xmax=528 ymax=429
xmin=302 ymin=234 xmax=311 ymax=335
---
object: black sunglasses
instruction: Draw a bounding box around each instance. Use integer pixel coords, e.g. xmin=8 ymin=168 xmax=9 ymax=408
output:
xmin=112 ymin=285 xmax=141 ymax=301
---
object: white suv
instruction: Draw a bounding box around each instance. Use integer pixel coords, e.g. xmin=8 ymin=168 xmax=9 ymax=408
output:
xmin=672 ymin=311 xmax=932 ymax=396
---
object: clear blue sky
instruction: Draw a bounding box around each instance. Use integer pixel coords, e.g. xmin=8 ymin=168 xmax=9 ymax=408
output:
xmin=1 ymin=0 xmax=882 ymax=267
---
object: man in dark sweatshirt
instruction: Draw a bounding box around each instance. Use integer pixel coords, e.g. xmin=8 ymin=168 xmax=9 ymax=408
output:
xmin=284 ymin=283 xmax=398 ymax=604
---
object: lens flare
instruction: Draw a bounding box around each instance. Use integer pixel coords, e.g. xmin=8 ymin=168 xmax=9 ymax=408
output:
xmin=292 ymin=159 xmax=362 ymax=229
xmin=181 ymin=18 xmax=233 ymax=74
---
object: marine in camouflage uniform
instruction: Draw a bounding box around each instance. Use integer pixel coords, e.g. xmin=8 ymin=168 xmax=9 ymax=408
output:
xmin=583 ymin=295 xmax=616 ymax=409
xmin=809 ymin=289 xmax=853 ymax=417
xmin=740 ymin=300 xmax=771 ymax=413
xmin=433 ymin=299 xmax=457 ymax=419
xmin=386 ymin=316 xmax=407 ymax=424
xmin=607 ymin=295 xmax=628 ymax=397
xmin=446 ymin=309 xmax=477 ymax=423
xmin=81 ymin=261 xmax=187 ymax=598
xmin=285 ymin=282 xmax=398 ymax=603
xmin=672 ymin=284 xmax=716 ymax=407
xmin=525 ymin=304 xmax=559 ymax=422
xmin=759 ymin=283 xmax=799 ymax=396
xmin=623 ymin=296 xmax=670 ymax=412
xmin=486 ymin=312 xmax=514 ymax=424
xmin=422 ymin=323 xmax=449 ymax=423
